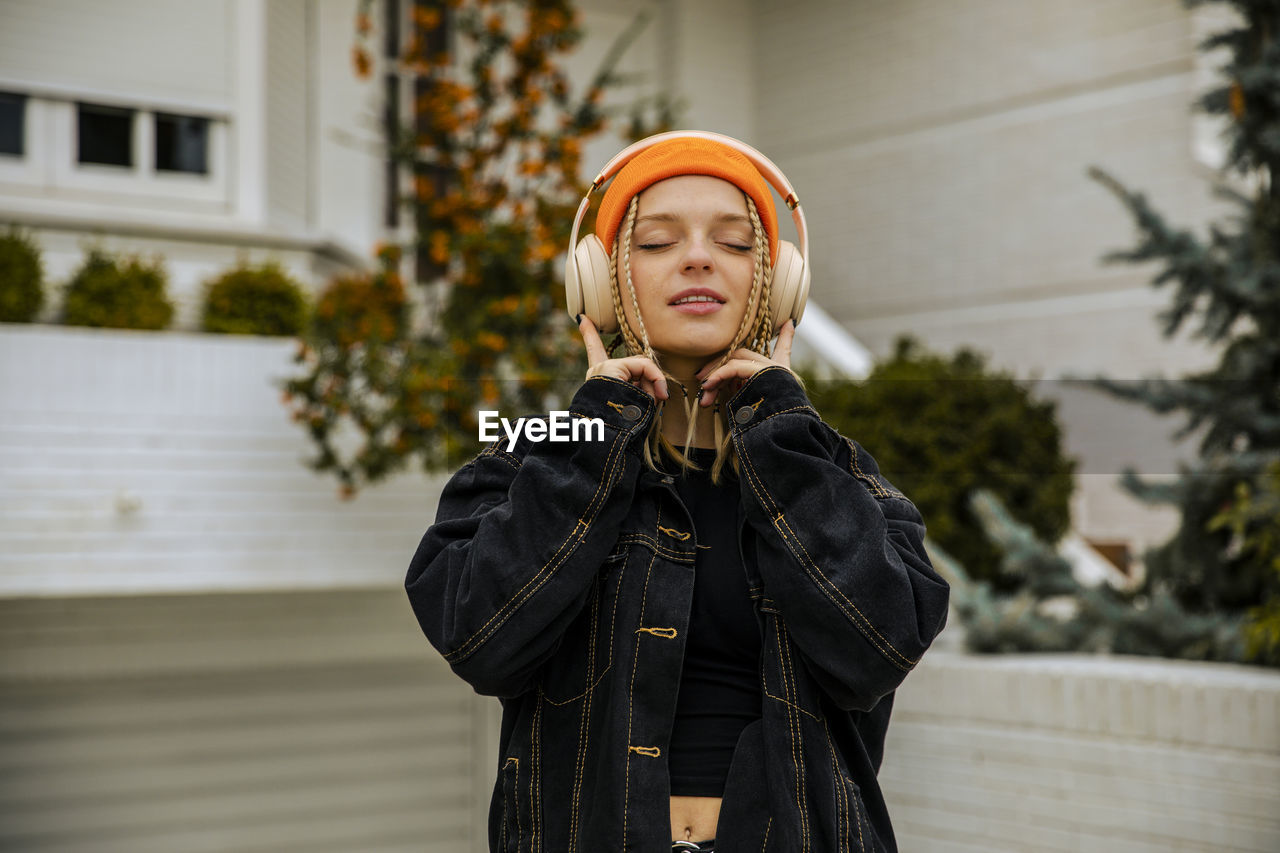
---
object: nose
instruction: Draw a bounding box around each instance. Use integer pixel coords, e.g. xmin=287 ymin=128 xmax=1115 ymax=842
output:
xmin=681 ymin=234 xmax=714 ymax=273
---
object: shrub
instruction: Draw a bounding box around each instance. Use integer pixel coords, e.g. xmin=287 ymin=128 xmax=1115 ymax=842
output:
xmin=202 ymin=262 xmax=308 ymax=336
xmin=1210 ymin=461 xmax=1280 ymax=666
xmin=62 ymin=250 xmax=174 ymax=330
xmin=0 ymin=226 xmax=45 ymax=323
xmin=309 ymin=253 xmax=408 ymax=348
xmin=805 ymin=336 xmax=1077 ymax=586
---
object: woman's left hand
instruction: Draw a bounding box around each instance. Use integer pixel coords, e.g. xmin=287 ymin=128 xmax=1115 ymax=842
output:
xmin=695 ymin=319 xmax=796 ymax=408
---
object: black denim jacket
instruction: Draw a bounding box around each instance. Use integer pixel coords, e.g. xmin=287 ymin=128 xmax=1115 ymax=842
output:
xmin=406 ymin=366 xmax=950 ymax=852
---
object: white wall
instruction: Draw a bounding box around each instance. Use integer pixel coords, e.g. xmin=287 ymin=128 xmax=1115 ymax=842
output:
xmin=882 ymin=651 xmax=1280 ymax=853
xmin=751 ymin=0 xmax=1221 ymax=380
xmin=0 ymin=588 xmax=495 ymax=853
xmin=0 ymin=325 xmax=444 ymax=596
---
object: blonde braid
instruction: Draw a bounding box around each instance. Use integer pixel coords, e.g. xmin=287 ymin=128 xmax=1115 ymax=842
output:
xmin=610 ymin=197 xmax=644 ymax=358
xmin=620 ymin=198 xmax=659 ymax=364
xmin=710 ymin=193 xmax=772 ymax=482
xmin=745 ymin=195 xmax=775 ymax=355
xmin=603 ymin=189 xmax=779 ymax=484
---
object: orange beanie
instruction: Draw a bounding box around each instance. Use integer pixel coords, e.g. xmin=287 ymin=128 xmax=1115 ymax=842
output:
xmin=595 ymin=137 xmax=780 ymax=266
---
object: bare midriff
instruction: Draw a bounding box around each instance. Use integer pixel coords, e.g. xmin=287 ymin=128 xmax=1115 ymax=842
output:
xmin=669 ymin=795 xmax=721 ymax=844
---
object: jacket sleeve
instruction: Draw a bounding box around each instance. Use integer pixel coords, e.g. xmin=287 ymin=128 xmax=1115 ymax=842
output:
xmin=728 ymin=366 xmax=950 ymax=712
xmin=405 ymin=375 xmax=657 ymax=698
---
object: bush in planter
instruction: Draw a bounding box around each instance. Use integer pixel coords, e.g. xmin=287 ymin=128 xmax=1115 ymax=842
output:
xmin=804 ymin=336 xmax=1076 ymax=587
xmin=61 ymin=250 xmax=174 ymax=330
xmin=0 ymin=226 xmax=45 ymax=323
xmin=201 ymin=262 xmax=308 ymax=336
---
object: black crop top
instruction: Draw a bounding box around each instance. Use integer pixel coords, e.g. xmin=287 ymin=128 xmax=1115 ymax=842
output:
xmin=667 ymin=447 xmax=763 ymax=797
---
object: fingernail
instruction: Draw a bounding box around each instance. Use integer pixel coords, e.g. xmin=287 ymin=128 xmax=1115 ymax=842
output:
xmin=658 ymin=379 xmax=668 ymax=399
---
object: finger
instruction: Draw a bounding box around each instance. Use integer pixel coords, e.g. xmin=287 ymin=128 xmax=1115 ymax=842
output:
xmin=610 ymin=356 xmax=668 ymax=401
xmin=700 ymin=359 xmax=749 ymax=389
xmin=577 ymin=315 xmax=609 ymax=369
xmin=639 ymin=360 xmax=669 ymax=400
xmin=773 ymin=320 xmax=796 ymax=367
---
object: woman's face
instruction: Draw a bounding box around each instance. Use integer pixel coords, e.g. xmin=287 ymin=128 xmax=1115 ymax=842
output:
xmin=619 ymin=175 xmax=759 ymax=367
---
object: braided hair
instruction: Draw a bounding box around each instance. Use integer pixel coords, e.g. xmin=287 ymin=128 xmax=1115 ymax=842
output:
xmin=611 ymin=191 xmax=778 ymax=484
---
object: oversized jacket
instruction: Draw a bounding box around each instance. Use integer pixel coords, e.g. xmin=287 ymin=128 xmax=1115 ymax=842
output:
xmin=406 ymin=365 xmax=951 ymax=852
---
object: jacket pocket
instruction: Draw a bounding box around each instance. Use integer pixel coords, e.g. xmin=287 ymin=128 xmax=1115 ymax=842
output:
xmin=536 ymin=547 xmax=626 ymax=705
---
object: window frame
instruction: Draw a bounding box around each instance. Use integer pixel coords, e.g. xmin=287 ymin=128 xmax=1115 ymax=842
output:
xmin=0 ymin=91 xmax=26 ymax=158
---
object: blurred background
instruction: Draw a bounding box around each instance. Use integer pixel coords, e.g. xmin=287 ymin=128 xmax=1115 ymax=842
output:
xmin=1 ymin=1 xmax=1277 ymax=851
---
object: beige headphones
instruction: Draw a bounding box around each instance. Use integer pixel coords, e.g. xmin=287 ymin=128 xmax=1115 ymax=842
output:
xmin=564 ymin=130 xmax=810 ymax=336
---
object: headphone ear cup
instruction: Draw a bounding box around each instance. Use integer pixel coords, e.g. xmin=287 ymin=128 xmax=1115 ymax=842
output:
xmin=768 ymin=240 xmax=809 ymax=334
xmin=570 ymin=235 xmax=617 ymax=334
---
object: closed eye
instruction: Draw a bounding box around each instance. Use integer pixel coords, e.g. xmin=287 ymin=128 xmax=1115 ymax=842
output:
xmin=638 ymin=243 xmax=672 ymax=250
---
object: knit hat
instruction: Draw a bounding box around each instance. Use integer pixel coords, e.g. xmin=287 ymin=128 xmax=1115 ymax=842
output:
xmin=595 ymin=137 xmax=780 ymax=266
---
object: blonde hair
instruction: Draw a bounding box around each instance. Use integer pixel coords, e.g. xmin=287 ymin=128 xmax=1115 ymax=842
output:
xmin=609 ymin=190 xmax=780 ymax=484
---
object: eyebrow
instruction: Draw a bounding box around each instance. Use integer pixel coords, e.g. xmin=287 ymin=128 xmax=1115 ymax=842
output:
xmin=634 ymin=212 xmax=752 ymax=226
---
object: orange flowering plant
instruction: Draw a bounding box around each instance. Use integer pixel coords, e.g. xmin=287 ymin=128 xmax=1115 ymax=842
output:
xmin=285 ymin=0 xmax=676 ymax=497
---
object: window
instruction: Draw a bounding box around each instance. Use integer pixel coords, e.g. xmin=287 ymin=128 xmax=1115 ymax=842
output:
xmin=155 ymin=113 xmax=209 ymax=174
xmin=0 ymin=92 xmax=25 ymax=156
xmin=77 ymin=103 xmax=134 ymax=167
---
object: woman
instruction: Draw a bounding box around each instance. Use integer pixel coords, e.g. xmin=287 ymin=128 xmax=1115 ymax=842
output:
xmin=406 ymin=132 xmax=950 ymax=852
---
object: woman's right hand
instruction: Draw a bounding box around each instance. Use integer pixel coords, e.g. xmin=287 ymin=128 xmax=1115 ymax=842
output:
xmin=576 ymin=315 xmax=669 ymax=403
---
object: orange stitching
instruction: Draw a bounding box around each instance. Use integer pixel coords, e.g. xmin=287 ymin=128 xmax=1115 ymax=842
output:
xmin=776 ymin=616 xmax=807 ymax=851
xmin=542 ymin=559 xmax=627 ymax=707
xmin=635 ymin=626 xmax=677 ymax=639
xmin=820 ymin=719 xmax=849 ymax=853
xmin=628 ymin=745 xmax=661 ymax=757
xmin=736 ymin=436 xmax=917 ymax=670
xmin=845 ymin=437 xmax=903 ymax=499
xmin=763 ymin=684 xmax=822 ymax=721
xmin=657 ymin=524 xmax=690 ymax=541
xmin=513 ymin=756 xmax=523 ymax=853
xmin=569 ymin=578 xmax=602 ymax=850
xmin=615 ymin=533 xmax=696 ymax=563
xmin=760 ymin=816 xmax=772 ymax=852
xmin=622 ymin=548 xmax=659 ymax=849
xmin=445 ymin=426 xmax=627 ymax=663
xmin=533 ymin=692 xmax=543 ymax=850
xmin=778 ymin=514 xmax=915 ymax=670
xmin=847 ymin=776 xmax=865 ymax=852
xmin=607 ymin=400 xmax=625 ymax=414
xmin=479 ymin=444 xmax=523 ymax=472
xmin=753 ymin=404 xmax=818 ymax=425
xmin=783 ymin=620 xmax=812 ymax=851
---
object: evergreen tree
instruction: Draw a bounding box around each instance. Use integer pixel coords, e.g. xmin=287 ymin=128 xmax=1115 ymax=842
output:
xmin=1087 ymin=0 xmax=1280 ymax=617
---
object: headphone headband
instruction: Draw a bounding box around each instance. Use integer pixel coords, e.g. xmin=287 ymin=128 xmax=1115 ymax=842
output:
xmin=568 ymin=130 xmax=809 ymax=268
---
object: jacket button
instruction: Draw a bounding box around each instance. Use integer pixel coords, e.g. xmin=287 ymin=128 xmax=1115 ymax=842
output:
xmin=621 ymin=404 xmax=643 ymax=421
xmin=734 ymin=405 xmax=755 ymax=425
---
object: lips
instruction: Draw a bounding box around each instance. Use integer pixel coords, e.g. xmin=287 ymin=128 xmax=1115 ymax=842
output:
xmin=669 ymin=288 xmax=725 ymax=306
